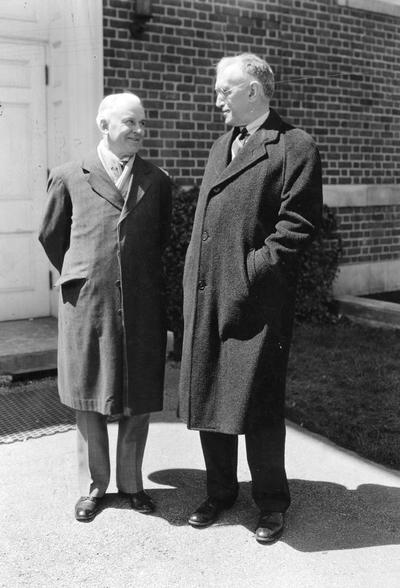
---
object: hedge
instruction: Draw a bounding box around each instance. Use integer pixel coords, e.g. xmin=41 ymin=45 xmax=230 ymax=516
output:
xmin=295 ymin=204 xmax=342 ymax=322
xmin=164 ymin=184 xmax=199 ymax=358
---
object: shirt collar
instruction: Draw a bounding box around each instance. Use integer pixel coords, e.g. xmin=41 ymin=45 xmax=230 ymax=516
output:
xmin=243 ymin=109 xmax=270 ymax=136
xmin=99 ymin=138 xmax=136 ymax=166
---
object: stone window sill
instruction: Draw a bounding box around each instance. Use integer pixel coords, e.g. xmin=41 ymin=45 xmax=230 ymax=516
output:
xmin=338 ymin=0 xmax=400 ymax=17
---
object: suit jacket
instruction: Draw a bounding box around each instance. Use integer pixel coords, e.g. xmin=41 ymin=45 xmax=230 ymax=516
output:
xmin=179 ymin=109 xmax=323 ymax=434
xmin=39 ymin=151 xmax=172 ymax=415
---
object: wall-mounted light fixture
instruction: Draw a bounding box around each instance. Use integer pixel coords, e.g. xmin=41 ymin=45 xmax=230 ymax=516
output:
xmin=130 ymin=0 xmax=153 ymax=38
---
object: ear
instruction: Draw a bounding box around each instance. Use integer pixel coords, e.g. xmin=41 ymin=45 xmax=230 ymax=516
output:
xmin=98 ymin=118 xmax=109 ymax=134
xmin=248 ymin=80 xmax=259 ymax=101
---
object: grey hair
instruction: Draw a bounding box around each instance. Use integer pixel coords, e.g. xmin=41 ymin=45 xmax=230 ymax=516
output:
xmin=96 ymin=92 xmax=142 ymax=128
xmin=216 ymin=53 xmax=275 ymax=100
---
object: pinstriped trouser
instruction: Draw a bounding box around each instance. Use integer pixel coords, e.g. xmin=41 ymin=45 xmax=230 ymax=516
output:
xmin=76 ymin=410 xmax=150 ymax=498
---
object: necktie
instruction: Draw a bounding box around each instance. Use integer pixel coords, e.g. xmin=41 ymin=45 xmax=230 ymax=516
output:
xmin=119 ymin=158 xmax=130 ymax=174
xmin=231 ymin=127 xmax=249 ymax=160
xmin=109 ymin=159 xmax=127 ymax=181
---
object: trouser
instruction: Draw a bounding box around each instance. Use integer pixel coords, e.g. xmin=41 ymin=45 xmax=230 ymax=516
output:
xmin=200 ymin=419 xmax=290 ymax=513
xmin=76 ymin=410 xmax=150 ymax=498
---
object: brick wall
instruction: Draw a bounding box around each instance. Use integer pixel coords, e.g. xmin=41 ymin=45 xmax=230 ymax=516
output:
xmin=103 ymin=0 xmax=400 ymax=273
xmin=103 ymin=0 xmax=400 ymax=186
xmin=276 ymin=0 xmax=400 ymax=187
xmin=103 ymin=0 xmax=281 ymax=181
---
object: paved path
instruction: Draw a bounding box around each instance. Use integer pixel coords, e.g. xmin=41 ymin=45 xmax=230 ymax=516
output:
xmin=1 ymin=318 xmax=399 ymax=586
xmin=1 ymin=414 xmax=399 ymax=588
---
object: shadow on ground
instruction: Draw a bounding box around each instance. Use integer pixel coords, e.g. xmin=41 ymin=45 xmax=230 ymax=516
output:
xmin=96 ymin=468 xmax=400 ymax=552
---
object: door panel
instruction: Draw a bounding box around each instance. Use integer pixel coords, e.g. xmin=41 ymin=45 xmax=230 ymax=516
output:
xmin=0 ymin=43 xmax=49 ymax=320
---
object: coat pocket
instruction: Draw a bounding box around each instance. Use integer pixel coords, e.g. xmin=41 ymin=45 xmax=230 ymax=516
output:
xmin=219 ymin=250 xmax=282 ymax=342
xmin=218 ymin=256 xmax=262 ymax=342
xmin=55 ymin=272 xmax=89 ymax=288
xmin=57 ymin=274 xmax=88 ymax=306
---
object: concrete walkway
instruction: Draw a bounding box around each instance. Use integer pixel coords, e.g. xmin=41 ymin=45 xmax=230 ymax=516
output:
xmin=1 ymin=319 xmax=400 ymax=587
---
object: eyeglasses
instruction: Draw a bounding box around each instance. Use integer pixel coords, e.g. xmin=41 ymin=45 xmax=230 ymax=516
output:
xmin=214 ymin=81 xmax=249 ymax=100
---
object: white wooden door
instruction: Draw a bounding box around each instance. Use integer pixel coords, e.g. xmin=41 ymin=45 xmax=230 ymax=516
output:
xmin=0 ymin=42 xmax=49 ymax=320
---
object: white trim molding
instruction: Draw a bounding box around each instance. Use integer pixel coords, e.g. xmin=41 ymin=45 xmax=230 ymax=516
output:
xmin=338 ymin=0 xmax=400 ymax=18
xmin=324 ymin=184 xmax=400 ymax=208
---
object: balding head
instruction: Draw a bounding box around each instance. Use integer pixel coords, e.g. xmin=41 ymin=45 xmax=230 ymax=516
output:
xmin=96 ymin=93 xmax=143 ymax=129
xmin=216 ymin=54 xmax=274 ymax=101
xmin=97 ymin=92 xmax=146 ymax=158
xmin=214 ymin=53 xmax=274 ymax=127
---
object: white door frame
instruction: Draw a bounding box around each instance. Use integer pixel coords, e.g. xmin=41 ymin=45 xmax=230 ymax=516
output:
xmin=47 ymin=0 xmax=103 ymax=315
xmin=0 ymin=0 xmax=103 ymax=319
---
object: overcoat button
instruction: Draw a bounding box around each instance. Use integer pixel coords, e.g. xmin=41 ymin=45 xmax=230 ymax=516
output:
xmin=115 ymin=280 xmax=121 ymax=287
xmin=117 ymin=309 xmax=122 ymax=315
xmin=202 ymin=231 xmax=209 ymax=241
xmin=198 ymin=280 xmax=206 ymax=290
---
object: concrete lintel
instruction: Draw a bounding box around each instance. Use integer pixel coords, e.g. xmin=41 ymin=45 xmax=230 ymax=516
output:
xmin=337 ymin=0 xmax=400 ymax=18
xmin=333 ymin=259 xmax=400 ymax=296
xmin=336 ymin=294 xmax=400 ymax=330
xmin=324 ymin=184 xmax=400 ymax=208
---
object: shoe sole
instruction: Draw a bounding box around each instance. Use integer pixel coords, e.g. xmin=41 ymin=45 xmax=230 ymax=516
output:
xmin=255 ymin=530 xmax=283 ymax=544
xmin=188 ymin=520 xmax=215 ymax=528
xmin=75 ymin=511 xmax=98 ymax=522
xmin=188 ymin=516 xmax=218 ymax=528
xmin=188 ymin=501 xmax=236 ymax=528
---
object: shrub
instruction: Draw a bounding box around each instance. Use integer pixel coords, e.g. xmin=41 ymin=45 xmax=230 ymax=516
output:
xmin=164 ymin=186 xmax=342 ymax=357
xmin=295 ymin=204 xmax=342 ymax=323
xmin=164 ymin=184 xmax=199 ymax=358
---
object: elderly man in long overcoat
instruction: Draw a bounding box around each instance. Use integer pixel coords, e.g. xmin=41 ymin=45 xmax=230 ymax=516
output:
xmin=179 ymin=54 xmax=322 ymax=543
xmin=39 ymin=93 xmax=171 ymax=521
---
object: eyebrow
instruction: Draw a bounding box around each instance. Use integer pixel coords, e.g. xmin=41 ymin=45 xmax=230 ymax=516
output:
xmin=122 ymin=116 xmax=146 ymax=122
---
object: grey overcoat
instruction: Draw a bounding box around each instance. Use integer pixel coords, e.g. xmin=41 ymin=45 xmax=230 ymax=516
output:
xmin=39 ymin=151 xmax=172 ymax=415
xmin=179 ymin=109 xmax=323 ymax=434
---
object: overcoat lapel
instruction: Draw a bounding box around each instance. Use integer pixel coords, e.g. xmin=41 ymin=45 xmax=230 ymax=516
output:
xmin=207 ymin=109 xmax=283 ymax=196
xmin=118 ymin=155 xmax=153 ymax=223
xmin=82 ymin=151 xmax=124 ymax=210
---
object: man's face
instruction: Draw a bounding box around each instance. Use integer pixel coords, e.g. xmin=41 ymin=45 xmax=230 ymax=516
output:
xmin=105 ymin=97 xmax=146 ymax=158
xmin=215 ymin=64 xmax=252 ymax=127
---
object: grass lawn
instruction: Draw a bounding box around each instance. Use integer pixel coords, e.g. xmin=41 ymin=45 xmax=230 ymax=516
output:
xmin=286 ymin=319 xmax=400 ymax=471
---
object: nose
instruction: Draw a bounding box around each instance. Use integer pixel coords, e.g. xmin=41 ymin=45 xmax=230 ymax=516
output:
xmin=216 ymin=93 xmax=224 ymax=108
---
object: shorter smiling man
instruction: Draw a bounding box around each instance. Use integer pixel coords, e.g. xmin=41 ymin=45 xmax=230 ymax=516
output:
xmin=39 ymin=93 xmax=171 ymax=521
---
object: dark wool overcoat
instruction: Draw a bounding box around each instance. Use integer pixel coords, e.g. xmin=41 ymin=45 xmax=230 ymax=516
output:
xmin=179 ymin=109 xmax=323 ymax=434
xmin=39 ymin=151 xmax=171 ymax=416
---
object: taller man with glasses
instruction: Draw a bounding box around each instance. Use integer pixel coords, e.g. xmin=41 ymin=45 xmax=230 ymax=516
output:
xmin=179 ymin=54 xmax=322 ymax=543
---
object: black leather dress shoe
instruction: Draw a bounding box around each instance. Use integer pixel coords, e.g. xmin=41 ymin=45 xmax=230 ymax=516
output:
xmin=119 ymin=490 xmax=155 ymax=514
xmin=75 ymin=496 xmax=101 ymax=522
xmin=188 ymin=497 xmax=234 ymax=528
xmin=255 ymin=512 xmax=284 ymax=544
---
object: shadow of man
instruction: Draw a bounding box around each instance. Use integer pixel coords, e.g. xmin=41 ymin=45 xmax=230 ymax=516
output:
xmin=286 ymin=478 xmax=400 ymax=551
xmin=132 ymin=469 xmax=400 ymax=550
